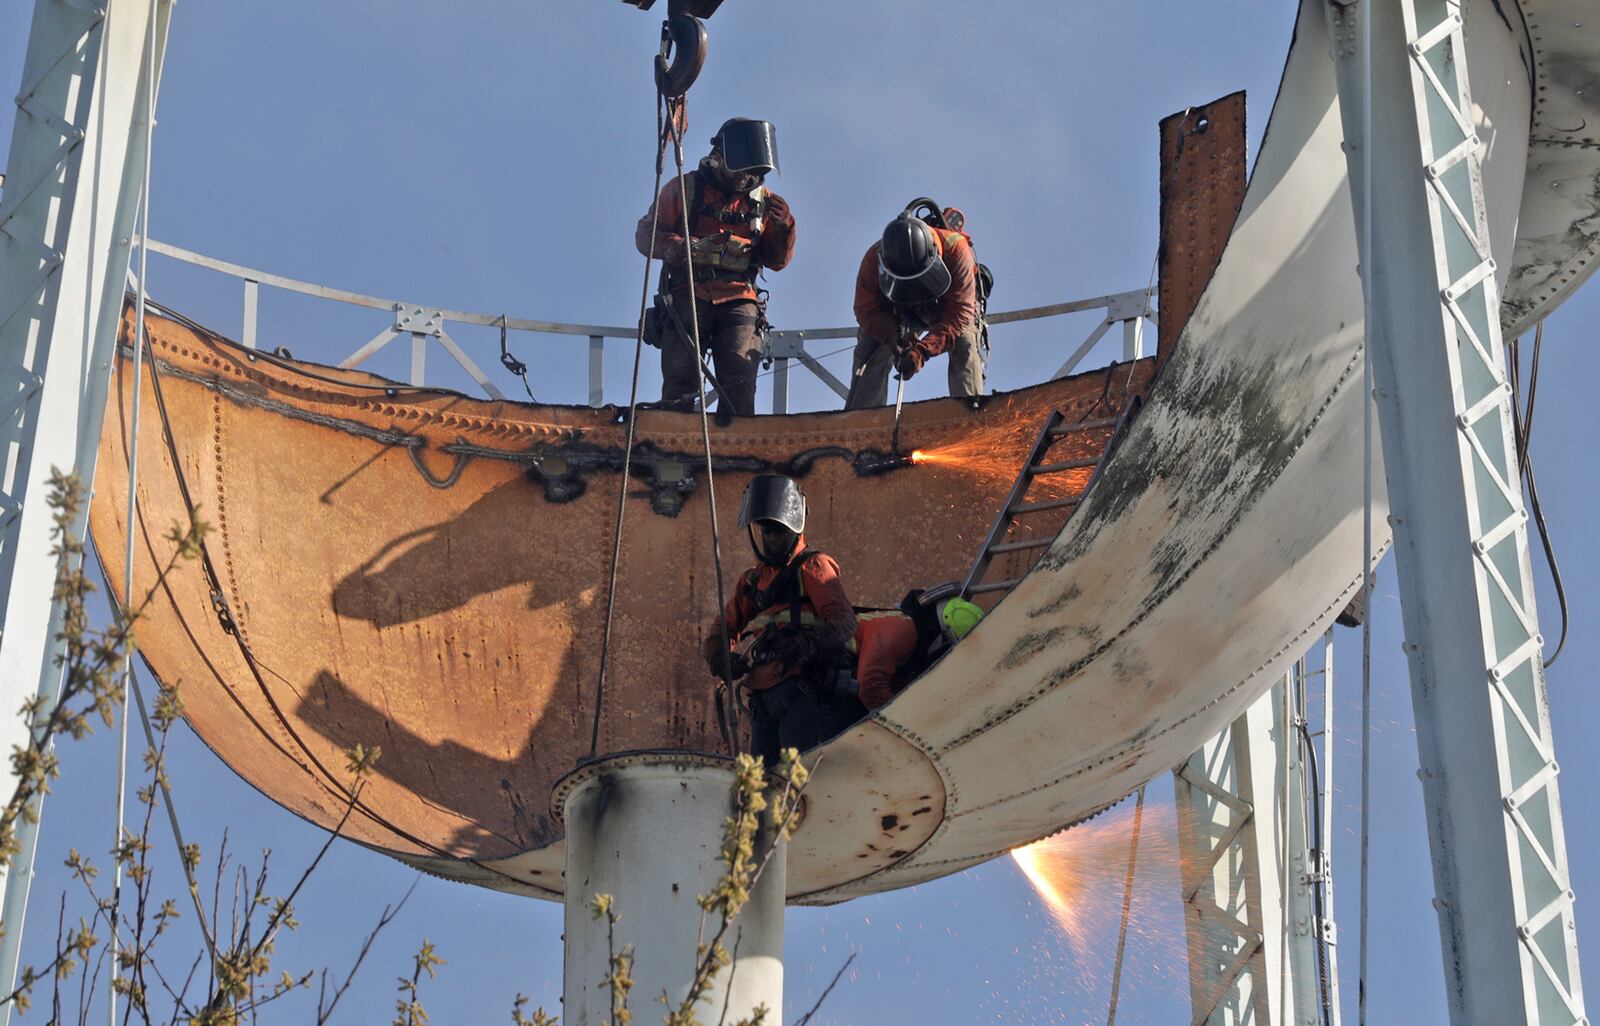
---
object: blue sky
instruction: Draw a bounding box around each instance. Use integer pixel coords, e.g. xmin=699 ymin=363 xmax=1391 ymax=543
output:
xmin=3 ymin=2 xmax=1598 ymax=1024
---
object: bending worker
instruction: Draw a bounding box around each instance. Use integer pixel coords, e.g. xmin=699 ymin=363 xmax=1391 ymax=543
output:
xmin=845 ymin=203 xmax=983 ymax=410
xmin=636 ymin=118 xmax=796 ymax=416
xmin=845 ymin=588 xmax=986 ymax=711
xmin=704 ymin=474 xmax=857 ymax=765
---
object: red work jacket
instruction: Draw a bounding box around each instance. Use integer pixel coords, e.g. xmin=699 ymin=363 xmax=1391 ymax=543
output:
xmin=636 ymin=166 xmax=796 ymax=304
xmin=719 ymin=539 xmax=857 ymax=692
xmin=853 ymin=226 xmax=979 ymax=361
xmin=854 ymin=611 xmax=921 ymax=711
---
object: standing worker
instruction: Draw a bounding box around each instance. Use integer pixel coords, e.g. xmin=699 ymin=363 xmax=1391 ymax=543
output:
xmin=703 ymin=475 xmax=858 ymax=765
xmin=845 ymin=201 xmax=986 ymax=410
xmin=637 ymin=118 xmax=796 ymax=416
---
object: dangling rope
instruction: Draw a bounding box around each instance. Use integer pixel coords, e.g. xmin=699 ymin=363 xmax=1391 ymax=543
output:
xmin=587 ymin=94 xmax=672 ymax=759
xmin=1104 ymin=784 xmax=1145 ymax=1026
xmin=667 ymin=107 xmax=741 ymax=754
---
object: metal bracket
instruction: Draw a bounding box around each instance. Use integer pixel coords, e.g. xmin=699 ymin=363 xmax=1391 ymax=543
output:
xmin=393 ymin=303 xmax=443 ymax=336
xmin=764 ymin=329 xmax=808 ymax=360
xmin=1106 ymin=287 xmax=1154 ymax=324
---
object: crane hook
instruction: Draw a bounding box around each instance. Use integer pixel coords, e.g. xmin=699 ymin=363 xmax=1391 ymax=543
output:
xmin=655 ymin=14 xmax=708 ymax=98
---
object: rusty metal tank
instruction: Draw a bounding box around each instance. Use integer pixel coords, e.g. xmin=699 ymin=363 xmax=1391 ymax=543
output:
xmin=91 ymin=302 xmax=1150 ymax=898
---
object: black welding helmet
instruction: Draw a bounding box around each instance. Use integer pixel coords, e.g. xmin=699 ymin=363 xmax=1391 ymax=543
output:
xmin=878 ymin=213 xmax=951 ymax=306
xmin=713 ymin=118 xmax=781 ymax=175
xmin=739 ymin=474 xmax=806 ymax=566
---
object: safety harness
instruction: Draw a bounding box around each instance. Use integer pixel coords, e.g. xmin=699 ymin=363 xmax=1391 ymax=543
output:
xmin=734 ymin=549 xmax=836 ymax=674
xmin=659 ymin=168 xmax=769 ymax=288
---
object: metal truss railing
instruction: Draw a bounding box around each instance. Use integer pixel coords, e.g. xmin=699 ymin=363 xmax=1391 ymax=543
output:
xmin=1398 ymin=2 xmax=1583 ymax=1021
xmin=138 ymin=237 xmax=1157 ymax=411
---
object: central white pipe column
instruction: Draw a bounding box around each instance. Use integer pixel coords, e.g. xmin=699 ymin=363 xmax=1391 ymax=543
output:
xmin=557 ymin=753 xmax=785 ymax=1025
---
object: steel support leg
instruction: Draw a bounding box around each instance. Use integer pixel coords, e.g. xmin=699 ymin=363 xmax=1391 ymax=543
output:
xmin=1176 ymin=665 xmax=1334 ymax=1026
xmin=558 ymin=754 xmax=785 ymax=1024
xmin=0 ymin=0 xmax=171 ymax=1013
xmin=1328 ymin=2 xmax=1585 ymax=1023
xmin=1174 ymin=686 xmax=1282 ymax=1026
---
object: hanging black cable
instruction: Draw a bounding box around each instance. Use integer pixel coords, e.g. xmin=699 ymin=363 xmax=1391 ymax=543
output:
xmin=1507 ymin=322 xmax=1569 ymax=667
xmin=1299 ymin=719 xmax=1336 ymax=1026
xmin=498 ymin=314 xmax=536 ymax=400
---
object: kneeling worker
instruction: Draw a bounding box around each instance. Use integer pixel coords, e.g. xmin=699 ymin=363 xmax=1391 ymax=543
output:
xmin=845 ymin=206 xmax=983 ymax=410
xmin=704 ymin=474 xmax=858 ymax=765
xmin=847 ymin=588 xmax=986 ymax=711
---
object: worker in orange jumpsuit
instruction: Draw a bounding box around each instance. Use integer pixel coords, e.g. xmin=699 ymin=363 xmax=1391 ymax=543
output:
xmin=637 ymin=118 xmax=796 ymax=416
xmin=851 ymin=611 xmax=922 ymax=710
xmin=839 ymin=593 xmax=988 ymax=711
xmin=703 ymin=475 xmax=858 ymax=765
xmin=845 ymin=208 xmax=983 ymax=410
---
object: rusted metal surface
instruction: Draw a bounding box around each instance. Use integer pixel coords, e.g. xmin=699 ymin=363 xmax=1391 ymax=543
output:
xmin=91 ymin=304 xmax=1149 ymax=895
xmin=1157 ymin=91 xmax=1247 ymax=372
xmin=1501 ymin=0 xmax=1600 ymax=335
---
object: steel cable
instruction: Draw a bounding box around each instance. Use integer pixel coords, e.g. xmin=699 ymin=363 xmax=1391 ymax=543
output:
xmin=1357 ymin=7 xmax=1374 ymax=1022
xmin=1104 ymin=784 xmax=1145 ymax=1026
xmin=136 ymin=329 xmax=538 ymax=891
xmin=668 ymin=112 xmax=741 ymax=752
xmin=110 ymin=9 xmax=161 ymax=1019
xmin=588 ymin=93 xmax=671 ymax=759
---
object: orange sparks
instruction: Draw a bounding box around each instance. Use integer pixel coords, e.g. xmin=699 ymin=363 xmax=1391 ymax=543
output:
xmin=909 ymin=436 xmax=1095 ymax=500
xmin=1010 ymin=804 xmax=1189 ymax=1002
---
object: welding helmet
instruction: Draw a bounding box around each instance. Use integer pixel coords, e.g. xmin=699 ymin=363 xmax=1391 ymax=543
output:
xmin=739 ymin=474 xmax=806 ymax=566
xmin=878 ymin=214 xmax=951 ymax=307
xmin=712 ymin=118 xmax=781 ymax=175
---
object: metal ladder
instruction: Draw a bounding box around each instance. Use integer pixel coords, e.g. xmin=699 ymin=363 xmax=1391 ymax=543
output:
xmin=961 ymin=399 xmax=1140 ymax=600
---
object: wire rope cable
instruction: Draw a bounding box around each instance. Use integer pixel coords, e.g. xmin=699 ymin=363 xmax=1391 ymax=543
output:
xmin=588 ymin=93 xmax=672 ymax=759
xmin=92 ymin=543 xmax=221 ymax=967
xmin=1357 ymin=5 xmax=1374 ymax=1022
xmin=136 ymin=338 xmax=538 ymax=892
xmin=669 ymin=112 xmax=741 ymax=753
xmin=110 ymin=9 xmax=160 ymax=1019
xmin=1103 ymin=784 xmax=1145 ymax=1026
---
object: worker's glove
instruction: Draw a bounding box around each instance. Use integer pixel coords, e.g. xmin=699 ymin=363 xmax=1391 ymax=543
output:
xmin=814 ymin=625 xmax=850 ymax=666
xmin=702 ymin=633 xmax=730 ymax=676
xmin=826 ymin=668 xmax=862 ymax=709
xmin=895 ymin=345 xmax=926 ymax=379
xmin=763 ymin=194 xmax=792 ymax=225
xmin=763 ymin=630 xmax=815 ymax=670
xmin=659 ymin=236 xmax=690 ymax=268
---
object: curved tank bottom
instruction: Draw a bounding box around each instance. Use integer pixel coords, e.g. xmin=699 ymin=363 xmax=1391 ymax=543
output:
xmin=93 ymin=0 xmax=1597 ymax=903
xmin=91 ymin=302 xmax=1151 ymax=895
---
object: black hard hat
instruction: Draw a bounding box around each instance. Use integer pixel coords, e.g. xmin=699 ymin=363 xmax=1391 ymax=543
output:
xmin=712 ymin=118 xmax=780 ymax=175
xmin=738 ymin=474 xmax=806 ymax=534
xmin=878 ymin=213 xmax=951 ymax=306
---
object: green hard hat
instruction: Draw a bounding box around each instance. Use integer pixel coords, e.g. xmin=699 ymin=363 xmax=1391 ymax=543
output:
xmin=939 ymin=597 xmax=985 ymax=643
